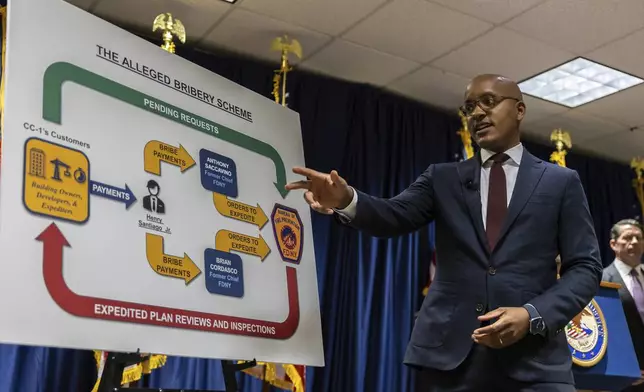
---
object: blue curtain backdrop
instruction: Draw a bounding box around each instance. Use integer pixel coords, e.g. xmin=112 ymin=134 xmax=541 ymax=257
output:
xmin=0 ymin=9 xmax=640 ymax=391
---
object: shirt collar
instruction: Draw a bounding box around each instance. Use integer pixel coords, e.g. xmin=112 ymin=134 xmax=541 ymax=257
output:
xmin=614 ymin=258 xmax=643 ymax=277
xmin=480 ymin=143 xmax=523 ymax=166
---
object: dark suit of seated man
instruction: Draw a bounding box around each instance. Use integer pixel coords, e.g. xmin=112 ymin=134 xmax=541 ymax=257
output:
xmin=602 ymin=219 xmax=644 ymax=391
xmin=286 ymin=74 xmax=603 ymax=391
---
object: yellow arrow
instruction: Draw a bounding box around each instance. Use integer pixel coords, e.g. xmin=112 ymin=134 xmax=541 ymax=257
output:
xmin=215 ymin=229 xmax=270 ymax=261
xmin=144 ymin=140 xmax=196 ymax=175
xmin=145 ymin=233 xmax=201 ymax=284
xmin=213 ymin=193 xmax=268 ymax=229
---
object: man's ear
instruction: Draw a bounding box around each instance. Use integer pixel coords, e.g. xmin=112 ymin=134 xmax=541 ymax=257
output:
xmin=609 ymin=239 xmax=617 ymax=252
xmin=516 ymin=101 xmax=526 ymax=122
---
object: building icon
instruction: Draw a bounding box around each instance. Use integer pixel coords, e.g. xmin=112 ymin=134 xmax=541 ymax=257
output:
xmin=29 ymin=148 xmax=46 ymax=178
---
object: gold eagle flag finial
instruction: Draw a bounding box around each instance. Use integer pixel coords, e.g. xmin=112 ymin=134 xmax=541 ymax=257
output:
xmin=550 ymin=129 xmax=572 ymax=168
xmin=631 ymin=157 xmax=644 ymax=181
xmin=549 ymin=129 xmax=572 ymax=278
xmin=631 ymin=157 xmax=644 ymax=222
xmin=270 ymin=35 xmax=303 ymax=106
xmin=152 ymin=13 xmax=186 ymax=54
xmin=457 ymin=111 xmax=474 ymax=160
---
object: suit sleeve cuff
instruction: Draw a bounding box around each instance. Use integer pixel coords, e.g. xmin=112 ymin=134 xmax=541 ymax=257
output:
xmin=333 ymin=187 xmax=358 ymax=221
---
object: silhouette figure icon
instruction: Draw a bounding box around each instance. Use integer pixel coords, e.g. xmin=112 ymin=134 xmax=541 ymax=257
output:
xmin=142 ymin=179 xmax=165 ymax=214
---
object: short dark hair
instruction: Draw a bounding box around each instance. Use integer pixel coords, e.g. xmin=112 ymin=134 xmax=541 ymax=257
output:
xmin=610 ymin=219 xmax=643 ymax=240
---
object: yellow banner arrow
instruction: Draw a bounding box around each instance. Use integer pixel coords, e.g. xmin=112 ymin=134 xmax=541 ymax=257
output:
xmin=146 ymin=233 xmax=201 ymax=284
xmin=215 ymin=229 xmax=270 ymax=261
xmin=144 ymin=140 xmax=196 ymax=175
xmin=213 ymin=193 xmax=268 ymax=229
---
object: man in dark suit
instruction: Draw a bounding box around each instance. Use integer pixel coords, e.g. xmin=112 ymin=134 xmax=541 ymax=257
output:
xmin=602 ymin=219 xmax=644 ymax=390
xmin=286 ymin=74 xmax=603 ymax=391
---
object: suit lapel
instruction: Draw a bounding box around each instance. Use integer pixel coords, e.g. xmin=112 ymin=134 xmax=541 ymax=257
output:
xmin=495 ymin=151 xmax=546 ymax=250
xmin=457 ymin=154 xmax=490 ymax=255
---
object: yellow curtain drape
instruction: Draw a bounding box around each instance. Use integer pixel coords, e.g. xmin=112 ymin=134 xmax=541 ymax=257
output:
xmin=241 ymin=361 xmax=304 ymax=392
xmin=90 ymin=351 xmax=168 ymax=392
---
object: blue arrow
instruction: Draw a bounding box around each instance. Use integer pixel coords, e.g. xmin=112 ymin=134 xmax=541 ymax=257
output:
xmin=89 ymin=180 xmax=137 ymax=209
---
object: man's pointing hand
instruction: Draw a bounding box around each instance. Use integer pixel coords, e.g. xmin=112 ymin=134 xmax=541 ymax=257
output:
xmin=285 ymin=167 xmax=354 ymax=215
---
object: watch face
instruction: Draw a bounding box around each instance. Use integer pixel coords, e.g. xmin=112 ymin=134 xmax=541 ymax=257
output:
xmin=536 ymin=319 xmax=545 ymax=331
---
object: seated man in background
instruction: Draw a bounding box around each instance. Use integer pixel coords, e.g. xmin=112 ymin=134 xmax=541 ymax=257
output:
xmin=602 ymin=219 xmax=644 ymax=391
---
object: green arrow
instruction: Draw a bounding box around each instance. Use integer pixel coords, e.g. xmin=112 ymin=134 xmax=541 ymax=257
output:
xmin=42 ymin=61 xmax=289 ymax=198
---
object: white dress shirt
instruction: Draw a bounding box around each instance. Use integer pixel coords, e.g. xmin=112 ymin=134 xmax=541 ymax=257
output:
xmin=479 ymin=143 xmax=523 ymax=228
xmin=336 ymin=143 xmax=524 ymax=223
xmin=613 ymin=258 xmax=644 ymax=298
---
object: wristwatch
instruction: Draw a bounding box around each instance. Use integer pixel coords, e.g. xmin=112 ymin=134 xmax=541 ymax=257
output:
xmin=524 ymin=304 xmax=546 ymax=336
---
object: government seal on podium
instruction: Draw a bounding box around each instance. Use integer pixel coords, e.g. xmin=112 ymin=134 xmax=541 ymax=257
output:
xmin=565 ymin=299 xmax=608 ymax=367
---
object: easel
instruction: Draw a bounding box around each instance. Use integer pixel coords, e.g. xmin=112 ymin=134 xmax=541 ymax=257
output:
xmin=97 ymin=351 xmax=257 ymax=392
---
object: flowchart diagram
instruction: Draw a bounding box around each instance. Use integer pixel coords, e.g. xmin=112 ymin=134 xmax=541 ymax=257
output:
xmin=0 ymin=0 xmax=323 ymax=366
xmin=21 ymin=61 xmax=308 ymax=340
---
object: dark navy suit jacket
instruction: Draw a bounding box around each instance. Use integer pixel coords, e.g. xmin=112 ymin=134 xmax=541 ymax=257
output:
xmin=340 ymin=149 xmax=602 ymax=384
xmin=602 ymin=262 xmax=644 ymax=369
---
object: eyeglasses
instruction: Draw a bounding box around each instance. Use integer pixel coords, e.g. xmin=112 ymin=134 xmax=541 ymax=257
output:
xmin=460 ymin=94 xmax=521 ymax=116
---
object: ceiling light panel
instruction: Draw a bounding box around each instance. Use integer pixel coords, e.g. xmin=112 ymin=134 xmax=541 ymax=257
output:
xmin=518 ymin=57 xmax=643 ymax=108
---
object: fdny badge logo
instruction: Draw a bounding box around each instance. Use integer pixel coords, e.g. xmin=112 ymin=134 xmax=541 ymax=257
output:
xmin=271 ymin=204 xmax=303 ymax=264
xmin=565 ymin=299 xmax=607 ymax=367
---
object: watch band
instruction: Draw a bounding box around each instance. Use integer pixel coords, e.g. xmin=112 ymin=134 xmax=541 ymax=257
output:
xmin=524 ymin=304 xmax=546 ymax=335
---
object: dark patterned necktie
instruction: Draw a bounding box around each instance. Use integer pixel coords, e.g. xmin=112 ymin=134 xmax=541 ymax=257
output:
xmin=486 ymin=153 xmax=509 ymax=250
xmin=630 ymin=268 xmax=644 ymax=323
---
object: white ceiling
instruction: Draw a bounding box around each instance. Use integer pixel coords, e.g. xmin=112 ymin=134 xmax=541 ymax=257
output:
xmin=65 ymin=0 xmax=644 ymax=164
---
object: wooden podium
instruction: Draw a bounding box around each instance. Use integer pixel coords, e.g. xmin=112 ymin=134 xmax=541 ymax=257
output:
xmin=571 ymin=282 xmax=643 ymax=391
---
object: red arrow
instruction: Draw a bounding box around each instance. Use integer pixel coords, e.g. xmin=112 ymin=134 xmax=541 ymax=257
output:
xmin=37 ymin=223 xmax=300 ymax=339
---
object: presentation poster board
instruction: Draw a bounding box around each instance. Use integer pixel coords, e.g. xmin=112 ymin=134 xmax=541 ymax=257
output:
xmin=0 ymin=0 xmax=324 ymax=366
